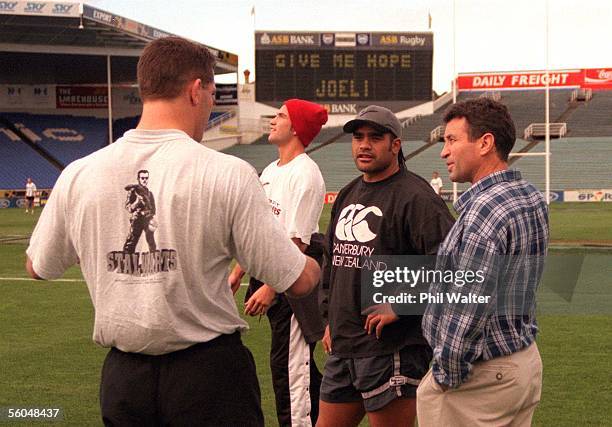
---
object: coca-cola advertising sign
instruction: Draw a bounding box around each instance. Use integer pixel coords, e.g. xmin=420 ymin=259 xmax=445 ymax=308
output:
xmin=583 ymin=68 xmax=612 ymax=89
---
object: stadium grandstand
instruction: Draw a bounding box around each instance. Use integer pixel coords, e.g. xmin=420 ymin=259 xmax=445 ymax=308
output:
xmin=229 ymin=84 xmax=612 ymax=197
xmin=1 ymin=5 xmax=611 ymax=426
xmin=0 ymin=1 xmax=238 ymax=205
xmin=2 ymin=6 xmax=611 ymax=207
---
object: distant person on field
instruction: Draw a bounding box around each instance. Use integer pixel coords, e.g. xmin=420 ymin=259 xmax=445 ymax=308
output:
xmin=25 ymin=177 xmax=36 ymax=214
xmin=26 ymin=36 xmax=321 ymax=427
xmin=429 ymin=171 xmax=443 ymax=196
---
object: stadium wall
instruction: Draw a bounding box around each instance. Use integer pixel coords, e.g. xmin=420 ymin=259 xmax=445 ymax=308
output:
xmin=238 ymin=83 xmax=443 ymax=130
xmin=321 ymin=189 xmax=612 ymax=205
xmin=0 ymin=84 xmax=142 ymax=118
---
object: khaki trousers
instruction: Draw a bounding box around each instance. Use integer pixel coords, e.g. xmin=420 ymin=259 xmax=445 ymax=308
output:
xmin=417 ymin=343 xmax=542 ymax=427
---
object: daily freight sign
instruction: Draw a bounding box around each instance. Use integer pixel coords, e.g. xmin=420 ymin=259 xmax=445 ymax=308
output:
xmin=458 ymin=68 xmax=612 ymax=91
xmin=457 ymin=70 xmax=582 ymax=91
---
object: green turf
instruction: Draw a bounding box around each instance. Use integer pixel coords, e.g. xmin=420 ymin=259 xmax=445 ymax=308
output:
xmin=3 ymin=202 xmax=612 ymax=243
xmin=1 ymin=205 xmax=611 ymax=426
xmin=0 ymin=209 xmax=42 ymax=242
xmin=319 ymin=202 xmax=612 ymax=243
xmin=547 ymin=203 xmax=612 ymax=242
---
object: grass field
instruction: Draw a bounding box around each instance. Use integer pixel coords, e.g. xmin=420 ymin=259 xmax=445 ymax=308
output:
xmin=1 ymin=204 xmax=611 ymax=426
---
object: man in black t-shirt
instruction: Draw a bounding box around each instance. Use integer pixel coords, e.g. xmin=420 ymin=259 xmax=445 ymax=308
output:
xmin=317 ymin=106 xmax=455 ymax=426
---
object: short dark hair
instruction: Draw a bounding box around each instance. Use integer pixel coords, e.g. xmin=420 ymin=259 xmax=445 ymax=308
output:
xmin=443 ymin=98 xmax=516 ymax=161
xmin=137 ymin=36 xmax=216 ymax=101
xmin=137 ymin=170 xmax=148 ymax=178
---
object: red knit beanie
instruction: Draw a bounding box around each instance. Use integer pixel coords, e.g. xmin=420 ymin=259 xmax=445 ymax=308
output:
xmin=284 ymin=99 xmax=328 ymax=147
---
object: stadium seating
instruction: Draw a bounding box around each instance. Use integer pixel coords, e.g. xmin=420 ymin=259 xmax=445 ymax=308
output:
xmin=516 ymin=137 xmax=612 ymax=190
xmin=113 ymin=112 xmax=225 ymax=141
xmin=224 ymin=132 xmax=612 ymax=193
xmin=309 ymin=142 xmax=361 ymax=190
xmin=250 ymin=125 xmax=344 ymax=147
xmin=457 ymin=90 xmax=574 ymax=135
xmin=221 ymin=143 xmax=279 ymax=173
xmin=406 ymin=136 xmax=612 ymax=193
xmin=249 ymin=134 xmax=270 ymax=145
xmin=112 ymin=116 xmax=140 ymax=141
xmin=566 ymin=91 xmax=612 ymax=137
xmin=402 ymin=107 xmax=450 ymax=142
xmin=1 ymin=113 xmax=108 ymax=167
xmin=0 ymin=111 xmax=233 ymax=189
xmin=0 ymin=129 xmax=61 ymax=189
xmin=406 ymin=139 xmax=533 ymax=193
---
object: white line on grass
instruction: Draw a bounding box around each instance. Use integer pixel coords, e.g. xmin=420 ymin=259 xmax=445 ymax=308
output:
xmin=0 ymin=277 xmax=85 ymax=282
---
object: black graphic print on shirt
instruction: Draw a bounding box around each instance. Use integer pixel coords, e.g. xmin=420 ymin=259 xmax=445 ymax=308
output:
xmin=106 ymin=169 xmax=177 ymax=276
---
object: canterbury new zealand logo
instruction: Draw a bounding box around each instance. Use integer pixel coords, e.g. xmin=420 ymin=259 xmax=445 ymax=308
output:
xmin=335 ymin=204 xmax=382 ymax=243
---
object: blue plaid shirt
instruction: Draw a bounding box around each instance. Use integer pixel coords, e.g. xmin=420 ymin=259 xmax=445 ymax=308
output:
xmin=422 ymin=170 xmax=549 ymax=387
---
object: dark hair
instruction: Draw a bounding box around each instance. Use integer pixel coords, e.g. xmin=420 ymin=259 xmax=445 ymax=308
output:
xmin=137 ymin=170 xmax=148 ymax=178
xmin=137 ymin=36 xmax=216 ymax=101
xmin=442 ymin=98 xmax=516 ymax=161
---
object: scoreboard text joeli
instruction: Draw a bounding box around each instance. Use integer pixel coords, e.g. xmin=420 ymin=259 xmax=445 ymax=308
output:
xmin=255 ymin=32 xmax=433 ymax=103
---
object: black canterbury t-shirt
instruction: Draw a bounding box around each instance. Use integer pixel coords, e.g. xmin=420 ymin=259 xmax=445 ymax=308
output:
xmin=321 ymin=167 xmax=455 ymax=357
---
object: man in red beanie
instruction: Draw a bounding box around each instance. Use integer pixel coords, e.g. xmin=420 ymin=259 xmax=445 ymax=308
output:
xmin=229 ymin=99 xmax=327 ymax=426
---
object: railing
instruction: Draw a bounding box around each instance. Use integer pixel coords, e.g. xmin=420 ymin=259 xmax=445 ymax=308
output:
xmin=402 ymin=114 xmax=423 ymax=128
xmin=479 ymin=91 xmax=501 ymax=101
xmin=205 ymin=110 xmax=236 ymax=130
xmin=259 ymin=115 xmax=275 ymax=133
xmin=570 ymin=88 xmax=593 ymax=103
xmin=523 ymin=123 xmax=567 ymax=139
xmin=433 ymin=91 xmax=454 ymax=111
xmin=429 ymin=125 xmax=444 ymax=143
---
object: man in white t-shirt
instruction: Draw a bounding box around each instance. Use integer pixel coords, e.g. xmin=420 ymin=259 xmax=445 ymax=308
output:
xmin=229 ymin=99 xmax=327 ymax=426
xmin=430 ymin=171 xmax=443 ymax=196
xmin=25 ymin=37 xmax=320 ymax=427
xmin=25 ymin=177 xmax=36 ymax=214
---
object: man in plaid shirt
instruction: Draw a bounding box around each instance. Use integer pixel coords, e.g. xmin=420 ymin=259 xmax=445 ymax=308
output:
xmin=417 ymin=98 xmax=549 ymax=427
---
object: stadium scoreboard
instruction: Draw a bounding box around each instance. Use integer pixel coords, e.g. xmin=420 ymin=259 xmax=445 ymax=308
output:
xmin=255 ymin=31 xmax=433 ymax=112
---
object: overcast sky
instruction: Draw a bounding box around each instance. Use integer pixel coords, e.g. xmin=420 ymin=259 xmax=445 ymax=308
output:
xmin=86 ymin=0 xmax=612 ymax=93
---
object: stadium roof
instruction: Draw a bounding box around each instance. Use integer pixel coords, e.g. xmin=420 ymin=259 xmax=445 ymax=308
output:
xmin=0 ymin=1 xmax=238 ymax=77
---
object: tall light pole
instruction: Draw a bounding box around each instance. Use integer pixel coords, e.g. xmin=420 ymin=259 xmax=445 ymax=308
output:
xmin=544 ymin=0 xmax=551 ymax=204
xmin=452 ymin=0 xmax=458 ymax=202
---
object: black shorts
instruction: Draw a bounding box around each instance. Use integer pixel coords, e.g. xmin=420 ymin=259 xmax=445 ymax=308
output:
xmin=100 ymin=332 xmax=263 ymax=426
xmin=320 ymin=345 xmax=432 ymax=412
xmin=26 ymin=196 xmax=34 ymax=202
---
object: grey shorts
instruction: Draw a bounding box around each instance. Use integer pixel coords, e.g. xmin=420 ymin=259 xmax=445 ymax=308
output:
xmin=320 ymin=345 xmax=432 ymax=412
